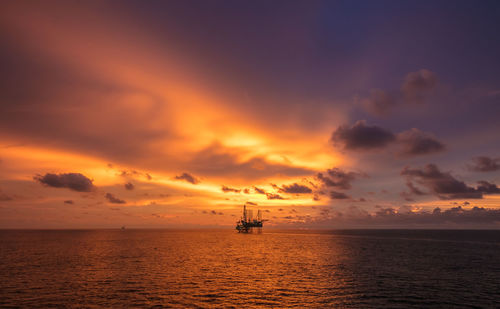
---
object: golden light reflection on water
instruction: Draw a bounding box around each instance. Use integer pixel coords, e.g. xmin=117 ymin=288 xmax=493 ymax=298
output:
xmin=2 ymin=230 xmax=498 ymax=307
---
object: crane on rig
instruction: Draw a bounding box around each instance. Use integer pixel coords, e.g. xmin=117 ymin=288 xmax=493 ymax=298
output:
xmin=235 ymin=204 xmax=266 ymax=233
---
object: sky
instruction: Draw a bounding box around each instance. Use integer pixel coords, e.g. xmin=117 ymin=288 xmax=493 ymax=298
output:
xmin=1 ymin=0 xmax=500 ymax=228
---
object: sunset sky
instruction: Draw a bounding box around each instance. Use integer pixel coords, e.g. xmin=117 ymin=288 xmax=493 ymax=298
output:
xmin=1 ymin=0 xmax=499 ymax=228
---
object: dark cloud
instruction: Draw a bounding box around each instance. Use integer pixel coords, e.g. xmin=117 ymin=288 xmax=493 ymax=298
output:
xmin=330 ymin=191 xmax=350 ymax=199
xmin=401 ymin=69 xmax=438 ymax=104
xmin=317 ymin=168 xmax=359 ymax=190
xmin=34 ymin=173 xmax=95 ymax=192
xmin=243 ymin=188 xmax=250 ymax=194
xmin=221 ymin=185 xmax=241 ymax=193
xmin=332 ymin=121 xmax=444 ymax=157
xmin=105 ymin=193 xmax=126 ymax=204
xmin=120 ymin=170 xmax=139 ymax=177
xmin=119 ymin=169 xmax=153 ymax=181
xmin=363 ymin=89 xmax=397 ymax=116
xmin=405 ymin=180 xmax=426 ymax=195
xmin=397 ymin=128 xmax=445 ymax=157
xmin=63 ymin=200 xmax=74 ymax=204
xmin=254 ymin=187 xmax=267 ymax=194
xmin=467 ymin=156 xmax=500 ymax=172
xmin=245 ymin=201 xmax=257 ymax=206
xmin=124 ymin=182 xmax=135 ymax=190
xmin=331 ymin=120 xmax=396 ymax=150
xmin=402 ymin=164 xmax=500 ymax=200
xmin=276 ymin=183 xmax=312 ymax=194
xmin=174 ymin=172 xmax=200 ymax=184
xmin=402 ymin=164 xmax=480 ymax=199
xmin=266 ymin=193 xmax=285 ymax=200
xmin=476 ymin=181 xmax=500 ymax=194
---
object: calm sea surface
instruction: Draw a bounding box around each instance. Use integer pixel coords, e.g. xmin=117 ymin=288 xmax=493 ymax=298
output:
xmin=0 ymin=229 xmax=499 ymax=308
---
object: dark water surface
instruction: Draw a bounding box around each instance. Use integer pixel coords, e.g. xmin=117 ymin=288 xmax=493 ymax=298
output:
xmin=0 ymin=229 xmax=499 ymax=308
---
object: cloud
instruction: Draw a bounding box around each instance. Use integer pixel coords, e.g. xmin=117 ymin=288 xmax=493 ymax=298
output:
xmin=209 ymin=210 xmax=223 ymax=215
xmin=118 ymin=169 xmax=153 ymax=181
xmin=317 ymin=168 xmax=359 ymax=190
xmin=275 ymin=183 xmax=312 ymax=194
xmin=368 ymin=205 xmax=500 ymax=226
xmin=331 ymin=120 xmax=396 ymax=150
xmin=254 ymin=187 xmax=267 ymax=194
xmin=120 ymin=170 xmax=140 ymax=177
xmin=476 ymin=181 xmax=500 ymax=194
xmin=266 ymin=193 xmax=285 ymax=200
xmin=34 ymin=173 xmax=95 ymax=192
xmin=186 ymin=142 xmax=313 ymax=180
xmin=245 ymin=201 xmax=257 ymax=206
xmin=397 ymin=128 xmax=445 ymax=156
xmin=311 ymin=205 xmax=500 ymax=227
xmin=124 ymin=182 xmax=135 ymax=190
xmin=0 ymin=187 xmax=13 ymax=201
xmin=174 ymin=172 xmax=200 ymax=184
xmin=363 ymin=89 xmax=397 ymax=116
xmin=362 ymin=69 xmax=438 ymax=116
xmin=331 ymin=121 xmax=445 ymax=157
xmin=405 ymin=180 xmax=426 ymax=195
xmin=401 ymin=69 xmax=438 ymax=104
xmin=400 ymin=191 xmax=414 ymax=201
xmin=402 ymin=164 xmax=480 ymax=199
xmin=0 ymin=193 xmax=13 ymax=201
xmin=63 ymin=200 xmax=74 ymax=204
xmin=330 ymin=191 xmax=350 ymax=199
xmin=467 ymin=156 xmax=500 ymax=172
xmin=105 ymin=193 xmax=126 ymax=204
xmin=402 ymin=164 xmax=500 ymax=200
xmin=221 ymin=185 xmax=241 ymax=193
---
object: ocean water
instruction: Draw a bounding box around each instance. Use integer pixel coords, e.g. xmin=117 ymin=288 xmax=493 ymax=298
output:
xmin=0 ymin=229 xmax=499 ymax=308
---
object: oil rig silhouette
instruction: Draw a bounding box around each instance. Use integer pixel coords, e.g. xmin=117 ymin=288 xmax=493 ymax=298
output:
xmin=236 ymin=204 xmax=266 ymax=233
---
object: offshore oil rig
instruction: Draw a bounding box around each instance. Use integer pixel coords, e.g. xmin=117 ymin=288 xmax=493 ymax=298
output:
xmin=236 ymin=204 xmax=265 ymax=233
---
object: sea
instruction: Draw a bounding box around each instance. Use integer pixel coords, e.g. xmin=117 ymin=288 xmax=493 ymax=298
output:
xmin=0 ymin=229 xmax=499 ymax=308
